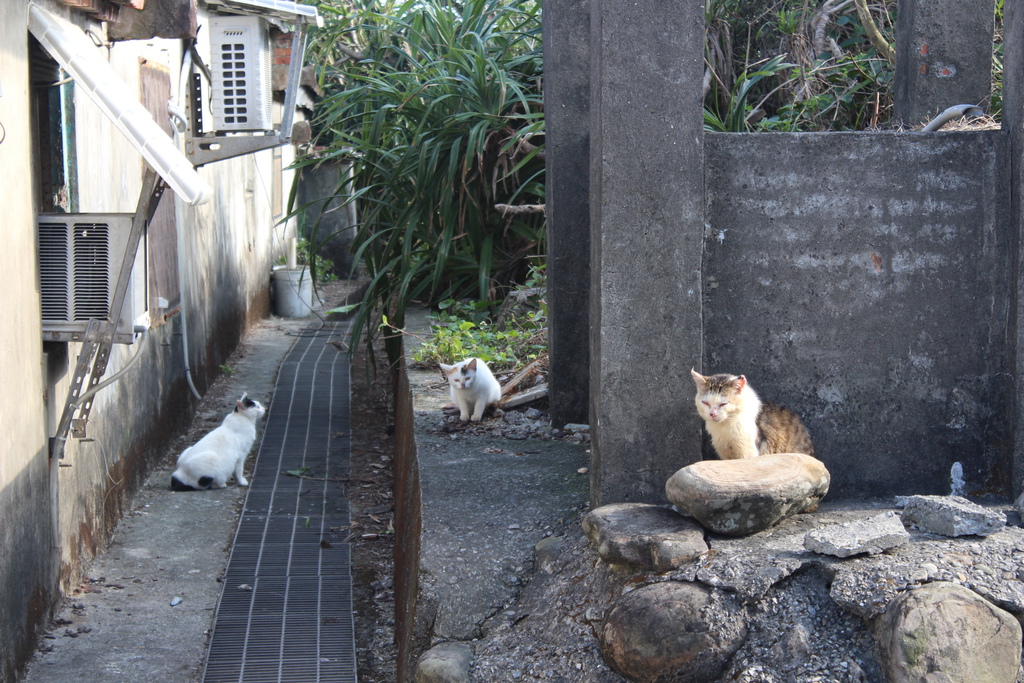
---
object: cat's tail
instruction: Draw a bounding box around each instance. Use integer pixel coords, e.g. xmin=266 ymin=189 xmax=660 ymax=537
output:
xmin=170 ymin=473 xmax=197 ymax=491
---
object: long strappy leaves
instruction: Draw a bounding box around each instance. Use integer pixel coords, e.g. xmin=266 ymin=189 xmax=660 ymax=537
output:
xmin=298 ymin=0 xmax=545 ymax=363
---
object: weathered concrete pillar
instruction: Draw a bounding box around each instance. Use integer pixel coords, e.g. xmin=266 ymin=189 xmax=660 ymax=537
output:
xmin=543 ymin=0 xmax=591 ymax=428
xmin=894 ymin=0 xmax=996 ymax=126
xmin=589 ymin=0 xmax=705 ymax=506
xmin=1006 ymin=0 xmax=1024 ymax=499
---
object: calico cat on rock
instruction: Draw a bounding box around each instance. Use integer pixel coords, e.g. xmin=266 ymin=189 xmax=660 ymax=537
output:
xmin=691 ymin=369 xmax=814 ymax=460
xmin=171 ymin=393 xmax=266 ymax=491
xmin=440 ymin=358 xmax=502 ymax=422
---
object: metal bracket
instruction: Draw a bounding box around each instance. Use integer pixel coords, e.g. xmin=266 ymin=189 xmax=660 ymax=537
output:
xmin=50 ymin=169 xmax=166 ymax=457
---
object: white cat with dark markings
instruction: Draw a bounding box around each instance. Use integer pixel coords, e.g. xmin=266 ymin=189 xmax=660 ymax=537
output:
xmin=171 ymin=394 xmax=266 ymax=491
xmin=440 ymin=358 xmax=502 ymax=422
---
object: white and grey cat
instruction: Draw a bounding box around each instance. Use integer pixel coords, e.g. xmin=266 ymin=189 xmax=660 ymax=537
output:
xmin=440 ymin=358 xmax=502 ymax=422
xmin=691 ymin=369 xmax=814 ymax=460
xmin=170 ymin=393 xmax=266 ymax=491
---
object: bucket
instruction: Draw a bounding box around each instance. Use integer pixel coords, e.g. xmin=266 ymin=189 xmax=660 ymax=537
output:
xmin=272 ymin=267 xmax=314 ymax=317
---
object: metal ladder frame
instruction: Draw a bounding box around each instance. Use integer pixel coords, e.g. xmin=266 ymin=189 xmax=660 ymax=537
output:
xmin=49 ymin=168 xmax=167 ymax=459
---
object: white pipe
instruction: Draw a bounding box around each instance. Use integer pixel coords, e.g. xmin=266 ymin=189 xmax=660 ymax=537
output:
xmin=72 ymin=329 xmax=149 ymax=407
xmin=172 ymin=45 xmax=203 ymax=401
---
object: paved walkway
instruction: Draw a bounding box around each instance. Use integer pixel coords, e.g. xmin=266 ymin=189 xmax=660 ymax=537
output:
xmin=22 ymin=317 xmax=356 ymax=683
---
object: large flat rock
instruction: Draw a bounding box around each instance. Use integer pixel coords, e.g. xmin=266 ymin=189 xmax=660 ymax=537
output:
xmin=582 ymin=503 xmax=707 ymax=571
xmin=666 ymin=453 xmax=830 ymax=536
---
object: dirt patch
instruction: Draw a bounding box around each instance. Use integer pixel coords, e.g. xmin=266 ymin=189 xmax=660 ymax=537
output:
xmin=347 ymin=341 xmax=399 ymax=682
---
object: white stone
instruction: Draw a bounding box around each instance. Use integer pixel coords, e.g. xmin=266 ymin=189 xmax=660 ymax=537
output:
xmin=803 ymin=511 xmax=910 ymax=557
xmin=900 ymin=495 xmax=1005 ymax=537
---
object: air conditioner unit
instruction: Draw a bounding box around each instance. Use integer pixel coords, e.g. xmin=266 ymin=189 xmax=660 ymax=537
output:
xmin=207 ymin=14 xmax=274 ymax=132
xmin=38 ymin=213 xmax=146 ymax=344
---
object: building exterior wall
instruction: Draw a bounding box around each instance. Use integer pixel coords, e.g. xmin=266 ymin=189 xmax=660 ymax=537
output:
xmin=0 ymin=2 xmax=299 ymax=677
xmin=0 ymin=2 xmax=55 ymax=678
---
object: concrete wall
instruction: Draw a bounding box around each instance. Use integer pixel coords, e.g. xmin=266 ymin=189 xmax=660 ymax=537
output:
xmin=588 ymin=0 xmax=706 ymax=507
xmin=296 ymin=162 xmax=358 ymax=279
xmin=543 ymin=0 xmax=591 ymax=428
xmin=704 ymin=131 xmax=1012 ymax=498
xmin=544 ymin=1 xmax=1022 ymax=505
xmin=0 ymin=3 xmax=57 ymax=679
xmin=1007 ymin=0 xmax=1024 ymax=499
xmin=392 ymin=363 xmax=422 ymax=683
xmin=894 ymin=0 xmax=996 ymax=125
xmin=0 ymin=2 xmax=294 ymax=677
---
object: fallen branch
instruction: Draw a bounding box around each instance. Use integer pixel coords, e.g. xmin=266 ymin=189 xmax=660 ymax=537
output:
xmin=500 ymin=383 xmax=548 ymax=409
xmin=335 ymin=44 xmax=366 ymax=63
xmin=495 ymin=203 xmax=546 ymax=216
xmin=500 ymin=357 xmax=547 ymax=396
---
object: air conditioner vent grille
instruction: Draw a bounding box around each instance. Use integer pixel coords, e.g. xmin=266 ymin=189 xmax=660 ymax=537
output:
xmin=38 ymin=213 xmax=141 ymax=344
xmin=71 ymin=223 xmax=111 ymax=320
xmin=39 ymin=221 xmax=70 ymax=321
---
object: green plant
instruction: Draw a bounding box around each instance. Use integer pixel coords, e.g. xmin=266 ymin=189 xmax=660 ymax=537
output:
xmin=219 ymin=365 xmax=235 ymax=375
xmin=410 ymin=297 xmax=547 ymax=371
xmin=704 ymin=0 xmax=899 ymax=132
xmin=276 ymin=237 xmax=337 ymax=283
xmin=704 ymin=55 xmax=795 ymax=132
xmin=304 ymin=0 xmax=545 ymax=363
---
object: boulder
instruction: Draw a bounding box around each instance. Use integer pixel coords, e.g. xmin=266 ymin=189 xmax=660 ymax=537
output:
xmin=415 ymin=642 xmax=473 ymax=683
xmin=600 ymin=582 xmax=747 ymax=683
xmin=900 ymin=495 xmax=1006 ymax=537
xmin=803 ymin=511 xmax=910 ymax=557
xmin=582 ymin=503 xmax=708 ymax=571
xmin=665 ymin=453 xmax=830 ymax=536
xmin=872 ymin=581 xmax=1022 ymax=683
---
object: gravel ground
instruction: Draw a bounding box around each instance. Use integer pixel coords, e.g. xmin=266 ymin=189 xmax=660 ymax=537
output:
xmin=360 ymin=330 xmax=1024 ymax=682
xmin=391 ymin=396 xmax=1024 ymax=682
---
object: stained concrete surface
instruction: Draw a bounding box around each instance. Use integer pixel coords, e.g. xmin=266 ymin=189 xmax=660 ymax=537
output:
xmin=402 ymin=309 xmax=592 ymax=644
xmin=21 ymin=303 xmax=348 ymax=683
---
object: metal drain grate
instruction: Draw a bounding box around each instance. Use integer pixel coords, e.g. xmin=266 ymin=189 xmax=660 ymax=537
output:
xmin=202 ymin=324 xmax=356 ymax=683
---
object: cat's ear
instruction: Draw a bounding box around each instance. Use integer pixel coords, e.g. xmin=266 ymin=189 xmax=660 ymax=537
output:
xmin=690 ymin=368 xmax=706 ymax=387
xmin=440 ymin=363 xmax=455 ymax=375
xmin=733 ymin=375 xmax=747 ymax=391
xmin=466 ymin=358 xmax=478 ymax=371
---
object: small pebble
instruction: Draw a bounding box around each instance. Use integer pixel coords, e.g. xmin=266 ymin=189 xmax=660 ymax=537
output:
xmin=170 ymin=597 xmax=183 ymax=606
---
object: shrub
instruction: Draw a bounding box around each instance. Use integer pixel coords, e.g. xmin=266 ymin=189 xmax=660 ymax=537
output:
xmin=302 ymin=0 xmax=546 ymax=362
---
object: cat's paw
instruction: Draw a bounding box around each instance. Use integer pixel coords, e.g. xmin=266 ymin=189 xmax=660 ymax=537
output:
xmin=237 ymin=478 xmax=249 ymax=487
xmin=459 ymin=413 xmax=471 ymax=422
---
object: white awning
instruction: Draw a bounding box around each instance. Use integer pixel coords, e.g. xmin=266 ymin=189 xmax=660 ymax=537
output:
xmin=28 ymin=4 xmax=213 ymax=206
xmin=204 ymin=0 xmax=323 ymax=27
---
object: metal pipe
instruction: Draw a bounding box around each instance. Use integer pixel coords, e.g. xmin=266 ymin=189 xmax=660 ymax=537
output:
xmin=921 ymin=104 xmax=985 ymax=132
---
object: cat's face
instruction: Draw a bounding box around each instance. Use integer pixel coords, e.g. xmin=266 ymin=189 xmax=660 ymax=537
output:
xmin=691 ymin=370 xmax=745 ymax=423
xmin=235 ymin=394 xmax=266 ymax=420
xmin=441 ymin=359 xmax=477 ymax=390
